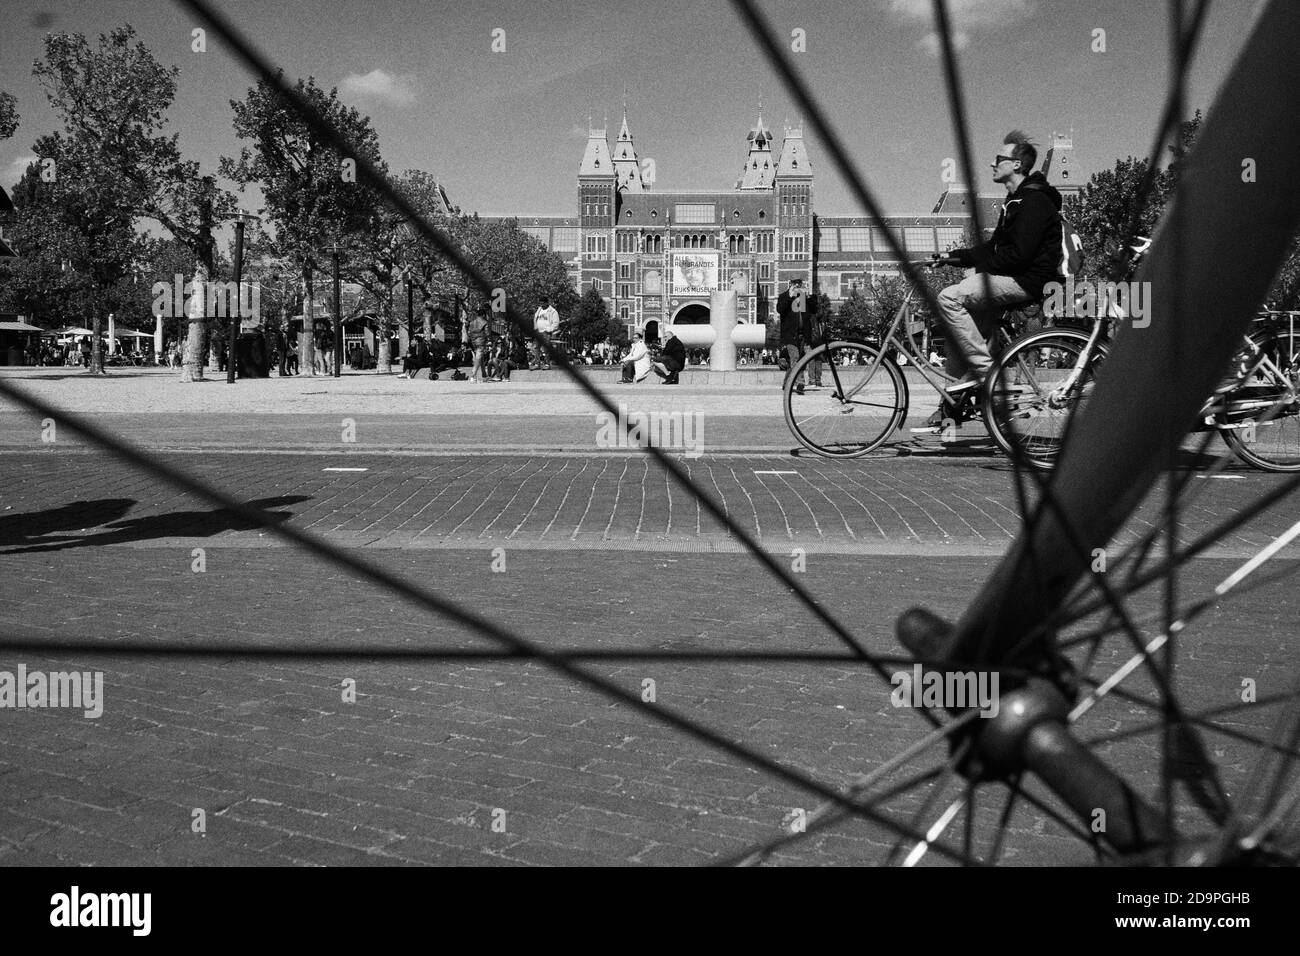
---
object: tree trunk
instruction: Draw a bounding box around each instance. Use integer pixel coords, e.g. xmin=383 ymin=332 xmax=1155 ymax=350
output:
xmin=179 ymin=316 xmax=205 ymax=381
xmin=377 ymin=304 xmax=391 ymax=373
xmin=208 ymin=320 xmax=221 ymax=372
xmin=301 ymin=265 xmax=315 ymax=375
xmin=179 ymin=268 xmax=207 ymax=382
xmin=89 ymin=305 xmax=105 ymax=375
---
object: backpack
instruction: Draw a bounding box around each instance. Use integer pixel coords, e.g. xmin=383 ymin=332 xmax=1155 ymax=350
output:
xmin=1059 ymin=213 xmax=1085 ymax=278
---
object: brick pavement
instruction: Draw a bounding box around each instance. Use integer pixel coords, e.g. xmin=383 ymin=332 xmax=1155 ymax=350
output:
xmin=1 ymin=390 xmax=1298 ymax=865
xmin=0 ymin=450 xmax=1290 ymax=557
xmin=2 ymin=545 xmax=1296 ymax=866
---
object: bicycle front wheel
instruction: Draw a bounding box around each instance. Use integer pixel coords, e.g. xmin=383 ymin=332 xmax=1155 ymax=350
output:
xmin=983 ymin=328 xmax=1107 ymax=468
xmin=784 ymin=341 xmax=908 ymax=458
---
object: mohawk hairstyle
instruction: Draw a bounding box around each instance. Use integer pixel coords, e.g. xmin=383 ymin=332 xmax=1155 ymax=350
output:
xmin=1004 ymin=130 xmax=1038 ymax=173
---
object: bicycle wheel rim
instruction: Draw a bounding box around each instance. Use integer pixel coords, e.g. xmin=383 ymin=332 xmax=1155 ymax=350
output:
xmin=784 ymin=342 xmax=908 ymax=458
xmin=984 ymin=329 xmax=1103 ymax=467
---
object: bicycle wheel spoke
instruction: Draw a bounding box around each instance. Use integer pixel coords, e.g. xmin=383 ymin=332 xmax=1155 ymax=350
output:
xmin=887 ymin=739 xmax=975 ymax=867
xmin=0 ymin=380 xmax=968 ymax=861
xmin=725 ymin=765 xmax=948 ymax=868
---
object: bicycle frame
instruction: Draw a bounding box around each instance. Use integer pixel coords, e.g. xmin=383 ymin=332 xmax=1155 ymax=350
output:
xmin=827 ymin=274 xmax=1010 ymax=408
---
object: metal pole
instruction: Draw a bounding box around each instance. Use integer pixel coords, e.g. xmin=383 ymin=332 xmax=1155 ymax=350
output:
xmin=332 ymin=246 xmax=342 ymax=377
xmin=407 ymin=279 xmax=414 ymax=342
xmin=227 ymin=219 xmax=245 ymax=384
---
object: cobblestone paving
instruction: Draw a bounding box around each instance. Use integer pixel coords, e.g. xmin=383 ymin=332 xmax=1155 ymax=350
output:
xmin=0 ymin=437 xmax=1296 ymax=865
xmin=0 ymin=450 xmax=1290 ymax=557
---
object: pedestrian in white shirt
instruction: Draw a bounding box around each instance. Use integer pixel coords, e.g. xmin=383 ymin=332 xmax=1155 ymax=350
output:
xmin=530 ymin=295 xmax=559 ymax=370
xmin=619 ymin=333 xmax=652 ymax=383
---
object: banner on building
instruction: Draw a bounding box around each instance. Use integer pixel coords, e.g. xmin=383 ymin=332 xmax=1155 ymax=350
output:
xmin=671 ymin=253 xmax=719 ymax=296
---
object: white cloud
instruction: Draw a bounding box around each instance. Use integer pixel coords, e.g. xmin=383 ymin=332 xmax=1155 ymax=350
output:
xmin=885 ymin=0 xmax=1034 ymax=55
xmin=340 ymin=69 xmax=418 ymax=106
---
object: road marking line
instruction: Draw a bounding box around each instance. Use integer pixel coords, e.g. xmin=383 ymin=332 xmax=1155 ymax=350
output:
xmin=323 ymin=467 xmax=368 ymax=472
xmin=753 ymin=470 xmax=797 ymax=475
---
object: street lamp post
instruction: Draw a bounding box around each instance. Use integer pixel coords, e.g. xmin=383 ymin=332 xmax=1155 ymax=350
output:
xmin=226 ymin=211 xmax=259 ymax=384
xmin=407 ymin=274 xmax=414 ymax=343
xmin=332 ymin=241 xmax=343 ymax=378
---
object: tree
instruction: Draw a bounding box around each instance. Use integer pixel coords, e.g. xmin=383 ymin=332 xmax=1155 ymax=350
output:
xmin=1065 ymin=109 xmax=1297 ymax=307
xmin=563 ymin=286 xmax=612 ymax=350
xmin=0 ymin=90 xmax=18 ymax=140
xmin=390 ymin=170 xmax=462 ymax=340
xmin=833 ymin=288 xmax=874 ymax=341
xmin=221 ymin=74 xmax=386 ymax=374
xmin=29 ymin=27 xmax=233 ymax=378
xmin=1065 ymin=112 xmax=1200 ymax=279
xmin=456 ymin=216 xmax=578 ymax=322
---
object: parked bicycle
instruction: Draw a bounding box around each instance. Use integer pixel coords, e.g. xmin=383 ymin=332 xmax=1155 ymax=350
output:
xmin=985 ymin=238 xmax=1300 ymax=472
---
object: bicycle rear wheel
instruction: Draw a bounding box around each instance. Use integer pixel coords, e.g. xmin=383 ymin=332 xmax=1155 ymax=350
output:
xmin=982 ymin=328 xmax=1107 ymax=468
xmin=1219 ymin=328 xmax=1300 ymax=471
xmin=784 ymin=341 xmax=908 ymax=458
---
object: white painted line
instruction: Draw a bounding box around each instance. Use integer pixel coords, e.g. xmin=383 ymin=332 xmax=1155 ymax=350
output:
xmin=323 ymin=467 xmax=368 ymax=472
xmin=753 ymin=470 xmax=797 ymax=475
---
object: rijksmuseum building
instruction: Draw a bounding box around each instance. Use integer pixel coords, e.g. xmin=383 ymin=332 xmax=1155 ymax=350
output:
xmin=493 ymin=110 xmax=1081 ymax=343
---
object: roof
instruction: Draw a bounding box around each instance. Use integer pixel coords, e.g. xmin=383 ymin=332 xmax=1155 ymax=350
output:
xmin=0 ymin=320 xmax=43 ymax=332
xmin=775 ymin=129 xmax=811 ymax=178
xmin=578 ymin=128 xmax=613 ymax=177
xmin=614 ymin=192 xmax=775 ymax=227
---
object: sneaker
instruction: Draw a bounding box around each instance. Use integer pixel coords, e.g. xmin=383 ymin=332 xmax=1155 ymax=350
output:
xmin=910 ymin=407 xmax=955 ymax=435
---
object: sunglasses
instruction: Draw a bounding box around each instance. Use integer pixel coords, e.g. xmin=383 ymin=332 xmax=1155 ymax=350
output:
xmin=992 ymin=153 xmax=1017 ymax=166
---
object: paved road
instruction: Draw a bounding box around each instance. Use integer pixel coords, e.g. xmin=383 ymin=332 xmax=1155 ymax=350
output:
xmin=1 ymin=445 xmax=1296 ymax=866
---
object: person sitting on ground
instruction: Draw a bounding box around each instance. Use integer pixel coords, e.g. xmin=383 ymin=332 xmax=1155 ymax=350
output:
xmin=402 ymin=335 xmax=430 ymax=379
xmin=652 ymin=327 xmax=685 ymax=385
xmin=620 ymin=332 xmax=652 ymax=384
xmin=488 ymin=334 xmax=512 ymax=382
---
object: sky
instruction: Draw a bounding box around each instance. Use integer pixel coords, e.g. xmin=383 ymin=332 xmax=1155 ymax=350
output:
xmin=0 ymin=0 xmax=1273 ymax=231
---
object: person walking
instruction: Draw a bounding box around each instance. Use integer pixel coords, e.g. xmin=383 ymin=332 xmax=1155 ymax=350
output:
xmin=468 ymin=304 xmax=490 ymax=383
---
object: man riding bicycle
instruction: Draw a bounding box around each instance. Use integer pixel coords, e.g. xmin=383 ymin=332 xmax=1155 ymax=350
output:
xmin=914 ymin=130 xmax=1065 ymax=433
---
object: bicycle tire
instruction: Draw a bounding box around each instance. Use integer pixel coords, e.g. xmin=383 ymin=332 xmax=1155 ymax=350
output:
xmin=982 ymin=328 xmax=1108 ymax=468
xmin=783 ymin=341 xmax=908 ymax=458
xmin=1218 ymin=328 xmax=1300 ymax=472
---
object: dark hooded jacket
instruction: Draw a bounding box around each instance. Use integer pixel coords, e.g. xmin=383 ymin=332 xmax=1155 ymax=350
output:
xmin=952 ymin=171 xmax=1064 ymax=299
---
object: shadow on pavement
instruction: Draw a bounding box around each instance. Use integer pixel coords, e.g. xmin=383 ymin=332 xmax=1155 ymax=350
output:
xmin=0 ymin=495 xmax=312 ymax=553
